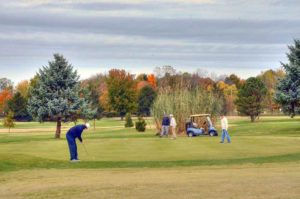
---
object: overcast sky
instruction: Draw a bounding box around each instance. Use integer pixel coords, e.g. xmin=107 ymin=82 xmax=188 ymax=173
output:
xmin=0 ymin=0 xmax=299 ymax=84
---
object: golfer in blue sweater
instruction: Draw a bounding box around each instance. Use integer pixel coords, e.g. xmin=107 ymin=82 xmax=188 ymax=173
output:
xmin=66 ymin=123 xmax=90 ymax=162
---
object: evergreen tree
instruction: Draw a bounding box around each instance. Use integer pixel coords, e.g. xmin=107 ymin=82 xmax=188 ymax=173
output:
xmin=28 ymin=54 xmax=83 ymax=138
xmin=137 ymin=86 xmax=157 ymax=116
xmin=81 ymin=74 xmax=105 ymax=119
xmin=80 ymin=100 xmax=97 ymax=123
xmin=3 ymin=111 xmax=15 ymax=133
xmin=7 ymin=92 xmax=32 ymax=121
xmin=78 ymin=86 xmax=98 ymax=124
xmin=125 ymin=113 xmax=134 ymax=127
xmin=67 ymin=100 xmax=96 ymax=126
xmin=275 ymin=40 xmax=300 ymax=118
xmin=235 ymin=77 xmax=267 ymax=122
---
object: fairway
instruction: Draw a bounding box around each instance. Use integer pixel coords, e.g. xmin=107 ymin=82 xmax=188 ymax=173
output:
xmin=1 ymin=116 xmax=300 ymax=198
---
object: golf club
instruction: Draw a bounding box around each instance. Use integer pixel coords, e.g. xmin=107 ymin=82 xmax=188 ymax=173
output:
xmin=81 ymin=142 xmax=95 ymax=160
xmin=81 ymin=142 xmax=88 ymax=154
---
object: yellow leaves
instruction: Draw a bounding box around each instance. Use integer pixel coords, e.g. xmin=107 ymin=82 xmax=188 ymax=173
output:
xmin=207 ymin=85 xmax=213 ymax=91
xmin=217 ymin=81 xmax=227 ymax=90
xmin=216 ymin=81 xmax=237 ymax=97
xmin=16 ymin=80 xmax=30 ymax=99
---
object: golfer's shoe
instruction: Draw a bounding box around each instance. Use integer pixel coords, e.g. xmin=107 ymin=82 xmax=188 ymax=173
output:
xmin=70 ymin=159 xmax=80 ymax=163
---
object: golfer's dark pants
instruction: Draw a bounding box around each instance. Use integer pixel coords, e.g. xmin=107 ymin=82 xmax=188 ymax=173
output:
xmin=66 ymin=133 xmax=78 ymax=160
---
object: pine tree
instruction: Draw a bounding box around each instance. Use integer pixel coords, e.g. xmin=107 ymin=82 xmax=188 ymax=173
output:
xmin=275 ymin=40 xmax=300 ymax=118
xmin=28 ymin=54 xmax=83 ymax=138
xmin=137 ymin=86 xmax=157 ymax=116
xmin=125 ymin=113 xmax=134 ymax=127
xmin=75 ymin=86 xmax=98 ymax=127
xmin=3 ymin=111 xmax=15 ymax=133
xmin=235 ymin=77 xmax=267 ymax=122
xmin=7 ymin=92 xmax=32 ymax=121
xmin=80 ymin=100 xmax=97 ymax=122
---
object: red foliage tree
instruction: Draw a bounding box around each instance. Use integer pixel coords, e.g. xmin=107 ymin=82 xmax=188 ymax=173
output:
xmin=147 ymin=74 xmax=157 ymax=89
xmin=0 ymin=89 xmax=13 ymax=113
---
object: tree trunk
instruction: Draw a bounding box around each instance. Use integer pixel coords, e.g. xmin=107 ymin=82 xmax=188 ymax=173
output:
xmin=250 ymin=115 xmax=255 ymax=122
xmin=291 ymin=102 xmax=295 ymax=118
xmin=93 ymin=119 xmax=96 ymax=131
xmin=55 ymin=117 xmax=62 ymax=139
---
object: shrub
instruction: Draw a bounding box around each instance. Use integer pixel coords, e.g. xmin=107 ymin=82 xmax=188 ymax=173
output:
xmin=125 ymin=113 xmax=134 ymax=127
xmin=135 ymin=117 xmax=147 ymax=132
xmin=3 ymin=111 xmax=15 ymax=133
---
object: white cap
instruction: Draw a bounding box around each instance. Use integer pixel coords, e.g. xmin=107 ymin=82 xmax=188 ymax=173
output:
xmin=85 ymin=123 xmax=90 ymax=129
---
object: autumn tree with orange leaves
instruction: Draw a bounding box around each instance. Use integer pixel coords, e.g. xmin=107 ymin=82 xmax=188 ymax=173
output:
xmin=99 ymin=82 xmax=110 ymax=111
xmin=0 ymin=89 xmax=13 ymax=114
xmin=147 ymin=74 xmax=157 ymax=89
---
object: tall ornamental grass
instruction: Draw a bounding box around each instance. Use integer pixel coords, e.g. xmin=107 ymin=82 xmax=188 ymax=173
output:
xmin=152 ymin=88 xmax=223 ymax=133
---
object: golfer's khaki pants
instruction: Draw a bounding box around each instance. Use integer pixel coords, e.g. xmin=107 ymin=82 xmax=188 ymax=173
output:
xmin=171 ymin=127 xmax=176 ymax=138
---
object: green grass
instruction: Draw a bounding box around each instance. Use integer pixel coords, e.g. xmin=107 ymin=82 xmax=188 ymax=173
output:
xmin=0 ymin=116 xmax=300 ymax=172
xmin=1 ymin=116 xmax=300 ymax=199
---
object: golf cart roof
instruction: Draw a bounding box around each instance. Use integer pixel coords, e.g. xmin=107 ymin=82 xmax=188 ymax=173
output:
xmin=190 ymin=114 xmax=210 ymax=118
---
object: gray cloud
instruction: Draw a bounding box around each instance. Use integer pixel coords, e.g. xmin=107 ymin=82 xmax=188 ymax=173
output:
xmin=0 ymin=0 xmax=299 ymax=83
xmin=1 ymin=9 xmax=299 ymax=44
xmin=35 ymin=1 xmax=156 ymax=11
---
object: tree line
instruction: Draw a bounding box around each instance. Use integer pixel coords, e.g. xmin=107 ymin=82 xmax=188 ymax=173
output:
xmin=0 ymin=40 xmax=299 ymax=136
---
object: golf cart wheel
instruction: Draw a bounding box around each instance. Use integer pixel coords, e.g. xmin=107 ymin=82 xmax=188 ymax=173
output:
xmin=187 ymin=132 xmax=193 ymax=137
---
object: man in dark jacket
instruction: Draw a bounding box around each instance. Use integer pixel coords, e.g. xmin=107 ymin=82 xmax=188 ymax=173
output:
xmin=66 ymin=123 xmax=90 ymax=162
xmin=160 ymin=113 xmax=170 ymax=137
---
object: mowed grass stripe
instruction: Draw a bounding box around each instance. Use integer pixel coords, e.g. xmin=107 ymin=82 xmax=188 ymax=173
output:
xmin=0 ymin=130 xmax=155 ymax=143
xmin=1 ymin=152 xmax=300 ymax=172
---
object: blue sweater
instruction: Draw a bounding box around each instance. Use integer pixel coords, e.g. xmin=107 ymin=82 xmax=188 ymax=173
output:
xmin=67 ymin=124 xmax=87 ymax=142
xmin=162 ymin=117 xmax=170 ymax=126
